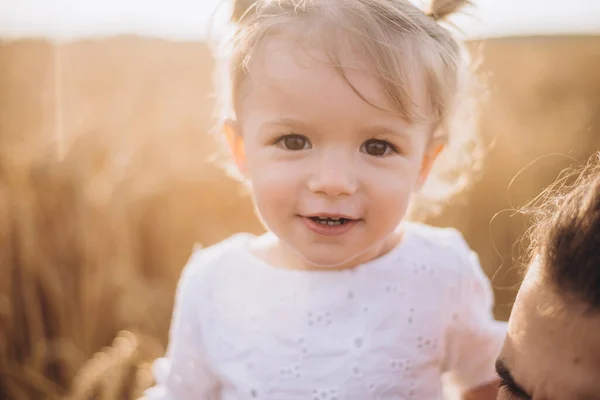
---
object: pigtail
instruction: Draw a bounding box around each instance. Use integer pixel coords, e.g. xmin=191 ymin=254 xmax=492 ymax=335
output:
xmin=426 ymin=0 xmax=471 ymax=21
xmin=231 ymin=0 xmax=260 ymax=23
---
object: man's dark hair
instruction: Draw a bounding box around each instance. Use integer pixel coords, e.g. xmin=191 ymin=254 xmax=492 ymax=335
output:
xmin=527 ymin=153 xmax=600 ymax=310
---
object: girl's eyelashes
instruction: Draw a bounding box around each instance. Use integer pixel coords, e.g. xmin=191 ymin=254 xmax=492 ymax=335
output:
xmin=273 ymin=134 xmax=312 ymax=151
xmin=361 ymin=139 xmax=399 ymax=157
xmin=271 ymin=135 xmax=400 ymax=156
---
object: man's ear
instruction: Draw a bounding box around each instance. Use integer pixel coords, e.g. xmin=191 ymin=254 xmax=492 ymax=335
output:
xmin=224 ymin=118 xmax=248 ymax=176
xmin=418 ymin=142 xmax=445 ymax=187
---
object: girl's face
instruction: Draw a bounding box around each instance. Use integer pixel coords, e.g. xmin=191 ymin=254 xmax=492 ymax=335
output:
xmin=226 ymin=35 xmax=440 ymax=269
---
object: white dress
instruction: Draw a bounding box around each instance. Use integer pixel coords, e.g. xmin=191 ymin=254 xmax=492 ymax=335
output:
xmin=144 ymin=222 xmax=506 ymax=400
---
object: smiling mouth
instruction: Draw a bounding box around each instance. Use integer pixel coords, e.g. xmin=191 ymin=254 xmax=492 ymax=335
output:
xmin=308 ymin=216 xmax=353 ymax=226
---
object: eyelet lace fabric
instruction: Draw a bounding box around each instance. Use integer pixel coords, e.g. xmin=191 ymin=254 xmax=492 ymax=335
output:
xmin=144 ymin=222 xmax=507 ymax=400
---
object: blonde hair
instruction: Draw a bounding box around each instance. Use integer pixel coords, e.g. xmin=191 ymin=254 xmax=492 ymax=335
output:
xmin=214 ymin=0 xmax=483 ymax=218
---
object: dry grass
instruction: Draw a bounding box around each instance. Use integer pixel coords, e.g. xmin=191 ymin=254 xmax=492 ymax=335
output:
xmin=0 ymin=34 xmax=599 ymax=399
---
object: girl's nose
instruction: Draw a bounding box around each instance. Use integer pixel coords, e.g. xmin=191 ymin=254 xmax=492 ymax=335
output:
xmin=307 ymin=161 xmax=358 ymax=198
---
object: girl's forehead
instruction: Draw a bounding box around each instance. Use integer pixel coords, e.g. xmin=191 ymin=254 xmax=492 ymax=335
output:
xmin=241 ymin=33 xmax=428 ymax=120
xmin=251 ymin=31 xmax=370 ymax=78
xmin=239 ymin=36 xmax=399 ymax=121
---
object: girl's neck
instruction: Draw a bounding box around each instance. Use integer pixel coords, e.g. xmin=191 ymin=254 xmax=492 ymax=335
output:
xmin=251 ymin=229 xmax=405 ymax=272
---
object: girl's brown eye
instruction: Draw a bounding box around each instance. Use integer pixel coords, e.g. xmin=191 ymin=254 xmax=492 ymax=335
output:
xmin=281 ymin=135 xmax=309 ymax=151
xmin=363 ymin=139 xmax=392 ymax=156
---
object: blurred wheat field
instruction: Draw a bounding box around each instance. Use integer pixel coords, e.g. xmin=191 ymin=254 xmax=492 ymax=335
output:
xmin=1 ymin=35 xmax=599 ymax=399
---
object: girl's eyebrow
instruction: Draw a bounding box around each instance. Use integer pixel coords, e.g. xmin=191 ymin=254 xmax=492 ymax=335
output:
xmin=260 ymin=117 xmax=313 ymax=131
xmin=260 ymin=118 xmax=413 ymax=140
xmin=360 ymin=123 xmax=410 ymax=139
xmin=496 ymin=359 xmax=532 ymax=399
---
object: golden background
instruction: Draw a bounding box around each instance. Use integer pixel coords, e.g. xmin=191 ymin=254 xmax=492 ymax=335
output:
xmin=1 ymin=34 xmax=599 ymax=398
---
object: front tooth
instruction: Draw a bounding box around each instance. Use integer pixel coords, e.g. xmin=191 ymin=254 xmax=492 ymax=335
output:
xmin=315 ymin=218 xmax=344 ymax=226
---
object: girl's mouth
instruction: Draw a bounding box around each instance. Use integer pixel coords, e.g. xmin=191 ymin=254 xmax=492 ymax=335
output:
xmin=308 ymin=216 xmax=350 ymax=226
xmin=301 ymin=215 xmax=359 ymax=237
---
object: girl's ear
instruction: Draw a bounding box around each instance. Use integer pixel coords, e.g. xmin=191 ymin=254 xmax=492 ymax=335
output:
xmin=418 ymin=142 xmax=445 ymax=187
xmin=224 ymin=118 xmax=248 ymax=177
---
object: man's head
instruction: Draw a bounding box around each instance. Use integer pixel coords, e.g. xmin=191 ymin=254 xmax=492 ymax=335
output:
xmin=497 ymin=154 xmax=600 ymax=399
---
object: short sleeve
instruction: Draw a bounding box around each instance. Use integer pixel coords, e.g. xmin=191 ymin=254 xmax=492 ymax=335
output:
xmin=142 ymin=252 xmax=220 ymax=400
xmin=442 ymin=232 xmax=507 ymax=393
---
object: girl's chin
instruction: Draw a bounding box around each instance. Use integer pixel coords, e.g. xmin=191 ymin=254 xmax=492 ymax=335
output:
xmin=286 ymin=248 xmax=367 ymax=271
xmin=265 ymin=230 xmax=393 ymax=271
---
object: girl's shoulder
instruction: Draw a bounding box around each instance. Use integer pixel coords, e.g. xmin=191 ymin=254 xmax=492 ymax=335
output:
xmin=189 ymin=232 xmax=255 ymax=263
xmin=403 ymin=221 xmax=473 ymax=256
xmin=400 ymin=221 xmax=480 ymax=280
xmin=399 ymin=222 xmax=493 ymax=312
xmin=177 ymin=232 xmax=257 ymax=289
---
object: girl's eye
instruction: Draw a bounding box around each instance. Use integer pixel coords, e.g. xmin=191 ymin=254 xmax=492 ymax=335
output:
xmin=362 ymin=139 xmax=397 ymax=156
xmin=277 ymin=134 xmax=310 ymax=151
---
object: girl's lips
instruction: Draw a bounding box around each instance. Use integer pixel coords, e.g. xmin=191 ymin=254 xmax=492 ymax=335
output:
xmin=304 ymin=213 xmax=357 ymax=220
xmin=301 ymin=216 xmax=359 ymax=237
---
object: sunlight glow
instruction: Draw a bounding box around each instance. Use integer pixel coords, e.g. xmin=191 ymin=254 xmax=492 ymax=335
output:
xmin=0 ymin=0 xmax=599 ymax=41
